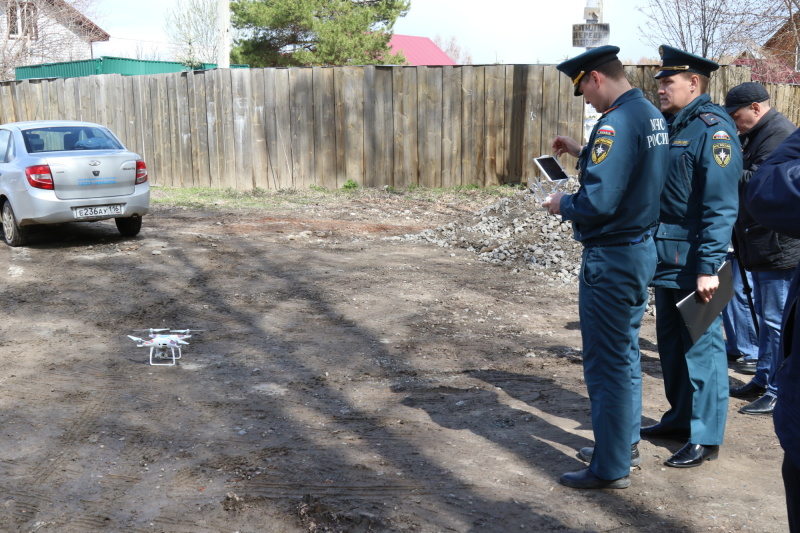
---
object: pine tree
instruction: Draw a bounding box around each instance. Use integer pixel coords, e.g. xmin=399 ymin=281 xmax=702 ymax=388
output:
xmin=231 ymin=0 xmax=410 ymax=67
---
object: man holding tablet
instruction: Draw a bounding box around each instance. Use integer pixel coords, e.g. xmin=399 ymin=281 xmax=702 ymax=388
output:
xmin=543 ymin=45 xmax=669 ymax=489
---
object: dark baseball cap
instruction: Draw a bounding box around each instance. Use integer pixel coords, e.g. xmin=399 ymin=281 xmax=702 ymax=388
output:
xmin=725 ymin=82 xmax=770 ymax=114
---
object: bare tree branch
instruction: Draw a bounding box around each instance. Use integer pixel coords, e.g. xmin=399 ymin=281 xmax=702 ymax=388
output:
xmin=637 ymin=0 xmax=786 ymax=61
xmin=163 ymin=0 xmax=220 ymax=67
xmin=432 ymin=34 xmax=472 ymax=65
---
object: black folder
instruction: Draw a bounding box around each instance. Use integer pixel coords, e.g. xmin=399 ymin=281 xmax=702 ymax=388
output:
xmin=676 ymin=260 xmax=734 ymax=345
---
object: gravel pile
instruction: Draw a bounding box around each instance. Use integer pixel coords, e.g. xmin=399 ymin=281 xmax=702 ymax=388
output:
xmin=396 ymin=189 xmax=584 ymax=285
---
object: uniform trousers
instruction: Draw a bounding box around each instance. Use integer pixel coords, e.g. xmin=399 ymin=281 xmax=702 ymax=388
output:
xmin=654 ymin=287 xmax=729 ymax=445
xmin=579 ymin=238 xmax=656 ymax=480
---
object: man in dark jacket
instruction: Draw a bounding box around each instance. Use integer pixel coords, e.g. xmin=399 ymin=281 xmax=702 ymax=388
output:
xmin=744 ymin=126 xmax=800 ymax=532
xmin=724 ymin=82 xmax=800 ymax=416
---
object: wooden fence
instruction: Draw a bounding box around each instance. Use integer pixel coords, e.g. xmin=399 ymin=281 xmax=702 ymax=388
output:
xmin=1 ymin=63 xmax=793 ymax=191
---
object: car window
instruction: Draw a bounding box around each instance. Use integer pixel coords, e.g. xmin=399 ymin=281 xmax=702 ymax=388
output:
xmin=0 ymin=130 xmax=10 ymax=162
xmin=21 ymin=126 xmax=123 ymax=153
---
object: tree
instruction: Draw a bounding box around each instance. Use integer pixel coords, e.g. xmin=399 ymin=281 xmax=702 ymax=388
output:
xmin=433 ymin=34 xmax=472 ymax=65
xmin=637 ymin=0 xmax=785 ymax=61
xmin=1 ymin=0 xmax=106 ymax=80
xmin=164 ymin=0 xmax=220 ymax=67
xmin=230 ymin=0 xmax=409 ymax=67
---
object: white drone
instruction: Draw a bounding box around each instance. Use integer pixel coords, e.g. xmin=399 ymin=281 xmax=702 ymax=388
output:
xmin=127 ymin=328 xmax=200 ymax=366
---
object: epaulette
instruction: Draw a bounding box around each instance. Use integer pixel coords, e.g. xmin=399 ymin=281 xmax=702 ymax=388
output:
xmin=699 ymin=113 xmax=720 ymax=126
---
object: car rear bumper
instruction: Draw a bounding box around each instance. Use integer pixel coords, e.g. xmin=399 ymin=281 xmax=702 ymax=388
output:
xmin=12 ymin=185 xmax=150 ymax=226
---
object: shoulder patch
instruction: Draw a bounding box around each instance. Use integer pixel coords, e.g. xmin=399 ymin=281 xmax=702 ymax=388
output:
xmin=597 ymin=125 xmax=615 ymax=137
xmin=700 ymin=113 xmax=720 ymax=126
xmin=591 ymin=138 xmax=613 ymax=164
xmin=713 ymin=130 xmax=731 ymax=140
xmin=713 ymin=142 xmax=732 ymax=167
xmin=672 ymin=139 xmax=690 ymax=147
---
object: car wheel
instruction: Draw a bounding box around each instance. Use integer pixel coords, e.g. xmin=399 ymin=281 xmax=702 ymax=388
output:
xmin=2 ymin=201 xmax=27 ymax=247
xmin=115 ymin=215 xmax=142 ymax=237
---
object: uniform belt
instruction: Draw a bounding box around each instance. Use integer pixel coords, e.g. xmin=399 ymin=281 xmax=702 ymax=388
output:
xmin=599 ymin=232 xmax=652 ymax=247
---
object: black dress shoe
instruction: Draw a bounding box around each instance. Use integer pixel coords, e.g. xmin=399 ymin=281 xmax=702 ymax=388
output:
xmin=739 ymin=394 xmax=777 ymax=415
xmin=640 ymin=423 xmax=690 ymax=440
xmin=730 ymin=380 xmax=767 ymax=398
xmin=577 ymin=443 xmax=641 ymax=467
xmin=733 ymin=357 xmax=757 ymax=375
xmin=559 ymin=467 xmax=630 ymax=489
xmin=665 ymin=443 xmax=719 ymax=468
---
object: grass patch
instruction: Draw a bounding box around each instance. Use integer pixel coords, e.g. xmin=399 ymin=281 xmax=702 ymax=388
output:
xmin=149 ymin=183 xmax=525 ymax=211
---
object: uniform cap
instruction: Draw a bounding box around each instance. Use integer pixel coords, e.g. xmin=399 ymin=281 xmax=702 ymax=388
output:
xmin=557 ymin=45 xmax=620 ymax=96
xmin=725 ymin=82 xmax=770 ymax=114
xmin=654 ymin=45 xmax=719 ymax=79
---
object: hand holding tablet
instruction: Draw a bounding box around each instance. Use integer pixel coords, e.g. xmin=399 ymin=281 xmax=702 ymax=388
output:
xmin=529 ymin=155 xmax=571 ymax=207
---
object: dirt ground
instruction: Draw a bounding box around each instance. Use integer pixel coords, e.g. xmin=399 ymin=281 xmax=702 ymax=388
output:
xmin=0 ymin=191 xmax=788 ymax=533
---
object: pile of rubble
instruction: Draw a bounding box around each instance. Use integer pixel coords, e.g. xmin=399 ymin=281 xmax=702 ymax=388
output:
xmin=396 ymin=189 xmax=583 ymax=285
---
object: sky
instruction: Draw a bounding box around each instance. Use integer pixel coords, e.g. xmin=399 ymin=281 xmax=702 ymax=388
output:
xmin=90 ymin=0 xmax=656 ymax=65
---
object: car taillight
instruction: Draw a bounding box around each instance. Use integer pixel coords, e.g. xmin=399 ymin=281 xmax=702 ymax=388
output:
xmin=135 ymin=160 xmax=148 ymax=184
xmin=26 ymin=165 xmax=54 ymax=190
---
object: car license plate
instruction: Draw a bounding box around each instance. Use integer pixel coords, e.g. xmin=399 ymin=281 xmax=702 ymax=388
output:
xmin=74 ymin=205 xmax=123 ymax=218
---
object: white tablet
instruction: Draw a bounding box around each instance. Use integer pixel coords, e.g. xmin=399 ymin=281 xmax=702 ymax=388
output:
xmin=534 ymin=155 xmax=570 ymax=185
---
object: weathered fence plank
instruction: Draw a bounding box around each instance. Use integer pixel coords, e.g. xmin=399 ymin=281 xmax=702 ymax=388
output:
xmin=250 ymin=69 xmax=269 ymax=190
xmin=342 ymin=66 xmax=365 ymax=186
xmin=392 ymin=66 xmax=418 ymax=188
xmin=418 ymin=66 xmax=443 ymax=188
xmin=187 ymin=71 xmax=209 ymax=187
xmin=153 ymin=74 xmax=171 ymax=186
xmin=462 ymin=65 xmax=486 ymax=186
xmin=205 ymin=70 xmax=221 ymax=188
xmin=174 ymin=74 xmax=194 ymax=187
xmin=231 ymin=69 xmax=254 ymax=190
xmin=313 ymin=67 xmax=336 ymax=189
xmin=63 ymin=77 xmax=78 ymax=121
xmin=364 ymin=66 xmax=393 ymax=188
xmin=441 ymin=65 xmax=462 ymax=187
xmin=218 ymin=69 xmax=237 ymax=189
xmin=289 ymin=67 xmax=315 ymax=189
xmin=272 ymin=68 xmax=294 ymax=189
xmin=485 ymin=65 xmax=505 ymax=186
xmin=78 ymin=76 xmax=94 ymax=122
xmin=103 ymin=75 xmax=121 ymax=135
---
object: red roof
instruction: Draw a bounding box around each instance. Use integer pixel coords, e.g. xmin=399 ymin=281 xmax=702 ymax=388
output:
xmin=388 ymin=35 xmax=456 ymax=66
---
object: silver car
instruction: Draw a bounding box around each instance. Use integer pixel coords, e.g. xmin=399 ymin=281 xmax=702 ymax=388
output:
xmin=0 ymin=120 xmax=150 ymax=246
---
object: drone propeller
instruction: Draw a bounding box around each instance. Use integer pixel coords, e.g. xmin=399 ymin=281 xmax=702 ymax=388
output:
xmin=133 ymin=328 xmax=170 ymax=333
xmin=170 ymin=329 xmax=204 ymax=333
xmin=128 ymin=335 xmax=145 ymax=342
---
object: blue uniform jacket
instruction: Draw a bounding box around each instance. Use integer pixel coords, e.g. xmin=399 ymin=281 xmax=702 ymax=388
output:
xmin=744 ymin=126 xmax=800 ymax=468
xmin=652 ymin=94 xmax=742 ymax=289
xmin=559 ymin=88 xmax=669 ymax=246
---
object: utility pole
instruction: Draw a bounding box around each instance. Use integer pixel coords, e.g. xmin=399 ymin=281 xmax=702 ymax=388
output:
xmin=217 ymin=0 xmax=230 ymax=68
xmin=572 ymin=1 xmax=610 ymax=140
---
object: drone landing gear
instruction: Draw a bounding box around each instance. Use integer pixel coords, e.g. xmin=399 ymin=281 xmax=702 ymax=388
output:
xmin=150 ymin=346 xmax=182 ymax=366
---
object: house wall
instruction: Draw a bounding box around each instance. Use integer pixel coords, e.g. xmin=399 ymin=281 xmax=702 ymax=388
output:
xmin=25 ymin=18 xmax=94 ymax=63
xmin=0 ymin=4 xmax=94 ymax=78
xmin=764 ymin=23 xmax=800 ymax=70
